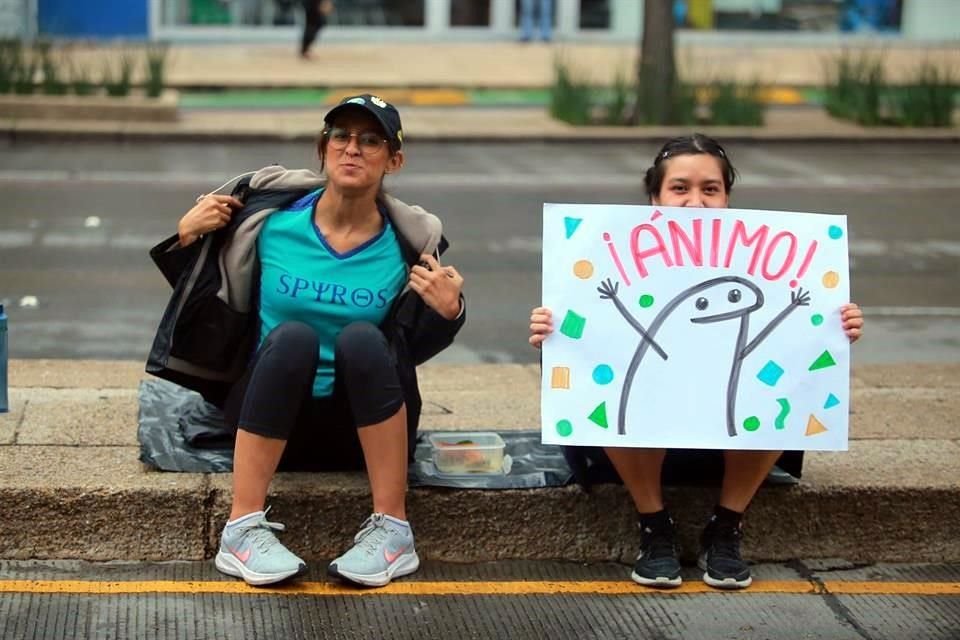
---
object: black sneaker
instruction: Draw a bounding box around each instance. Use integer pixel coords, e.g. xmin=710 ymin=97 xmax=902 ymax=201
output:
xmin=698 ymin=520 xmax=752 ymax=589
xmin=630 ymin=520 xmax=682 ymax=588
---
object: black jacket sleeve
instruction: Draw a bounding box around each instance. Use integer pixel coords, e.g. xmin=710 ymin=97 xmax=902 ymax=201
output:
xmin=150 ymin=233 xmax=202 ymax=289
xmin=397 ymin=290 xmax=466 ymax=366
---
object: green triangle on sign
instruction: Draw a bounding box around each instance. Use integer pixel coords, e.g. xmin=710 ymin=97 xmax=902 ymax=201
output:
xmin=809 ymin=350 xmax=837 ymax=371
xmin=588 ymin=402 xmax=608 ymax=428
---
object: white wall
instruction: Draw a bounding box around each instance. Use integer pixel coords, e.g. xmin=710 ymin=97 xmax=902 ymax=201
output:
xmin=902 ymin=0 xmax=960 ymax=40
xmin=0 ymin=0 xmax=32 ymax=38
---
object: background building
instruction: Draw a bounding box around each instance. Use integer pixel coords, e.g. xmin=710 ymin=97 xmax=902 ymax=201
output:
xmin=3 ymin=0 xmax=958 ymax=42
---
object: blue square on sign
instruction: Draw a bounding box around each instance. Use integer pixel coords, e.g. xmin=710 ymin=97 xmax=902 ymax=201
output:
xmin=757 ymin=361 xmax=785 ymax=387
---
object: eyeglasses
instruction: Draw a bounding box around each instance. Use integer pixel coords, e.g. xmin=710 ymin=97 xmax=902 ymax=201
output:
xmin=324 ymin=127 xmax=389 ymax=154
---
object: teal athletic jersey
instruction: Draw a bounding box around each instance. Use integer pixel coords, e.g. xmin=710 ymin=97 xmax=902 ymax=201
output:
xmin=257 ymin=189 xmax=407 ymax=397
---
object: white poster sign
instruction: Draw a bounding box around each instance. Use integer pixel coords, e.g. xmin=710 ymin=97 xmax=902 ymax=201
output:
xmin=541 ymin=204 xmax=850 ymax=451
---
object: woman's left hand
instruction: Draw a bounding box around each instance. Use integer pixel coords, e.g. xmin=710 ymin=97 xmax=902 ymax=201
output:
xmin=409 ymin=254 xmax=464 ymax=321
xmin=841 ymin=303 xmax=864 ymax=343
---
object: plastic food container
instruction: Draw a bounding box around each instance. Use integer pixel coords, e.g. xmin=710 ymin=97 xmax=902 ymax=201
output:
xmin=428 ymin=432 xmax=506 ymax=475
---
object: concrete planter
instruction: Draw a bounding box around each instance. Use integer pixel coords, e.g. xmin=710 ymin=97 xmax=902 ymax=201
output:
xmin=0 ymin=90 xmax=179 ymax=123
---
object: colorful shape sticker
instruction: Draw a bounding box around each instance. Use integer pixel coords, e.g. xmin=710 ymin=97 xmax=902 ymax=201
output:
xmin=559 ymin=310 xmax=586 ymax=339
xmin=824 ymin=393 xmax=840 ymax=409
xmin=757 ymin=361 xmax=785 ymax=387
xmin=743 ymin=416 xmax=760 ymax=432
xmin=564 ymin=217 xmax=583 ymax=239
xmin=809 ymin=350 xmax=837 ymax=371
xmin=805 ymin=414 xmax=828 ymax=436
xmin=822 ymin=271 xmax=840 ymax=288
xmin=592 ymin=364 xmax=614 ymax=385
xmin=588 ymin=402 xmax=608 ymax=429
xmin=828 ymin=225 xmax=843 ymax=240
xmin=573 ymin=260 xmax=594 ymax=279
xmin=551 ymin=367 xmax=571 ymax=389
xmin=811 ymin=313 xmax=824 ymax=326
xmin=638 ymin=294 xmax=655 ymax=308
xmin=556 ymin=419 xmax=573 ymax=437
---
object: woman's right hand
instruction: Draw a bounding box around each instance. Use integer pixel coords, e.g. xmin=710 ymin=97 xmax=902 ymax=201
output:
xmin=529 ymin=306 xmax=553 ymax=349
xmin=177 ymin=194 xmax=244 ymax=247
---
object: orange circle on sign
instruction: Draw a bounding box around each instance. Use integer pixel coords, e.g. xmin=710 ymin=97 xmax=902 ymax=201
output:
xmin=573 ymin=260 xmax=594 ymax=279
xmin=822 ymin=271 xmax=840 ymax=288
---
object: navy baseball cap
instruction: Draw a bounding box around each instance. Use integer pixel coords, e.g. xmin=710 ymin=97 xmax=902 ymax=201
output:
xmin=323 ymin=94 xmax=403 ymax=149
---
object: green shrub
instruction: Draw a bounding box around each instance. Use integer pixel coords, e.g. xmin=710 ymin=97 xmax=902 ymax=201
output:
xmin=4 ymin=40 xmax=37 ymax=95
xmin=144 ymin=42 xmax=170 ymax=98
xmin=550 ymin=56 xmax=592 ymax=126
xmin=823 ymin=50 xmax=886 ymax=126
xmin=708 ymin=80 xmax=765 ymax=126
xmin=0 ymin=39 xmax=22 ymax=93
xmin=70 ymin=58 xmax=96 ymax=96
xmin=38 ymin=42 xmax=69 ymax=95
xmin=12 ymin=54 xmax=36 ymax=95
xmin=102 ymin=51 xmax=134 ymax=97
xmin=603 ymin=66 xmax=631 ymax=125
xmin=672 ymin=81 xmax=699 ymax=126
xmin=895 ymin=61 xmax=955 ymax=127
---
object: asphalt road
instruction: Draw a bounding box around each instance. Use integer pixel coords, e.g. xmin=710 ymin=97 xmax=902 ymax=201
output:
xmin=1 ymin=139 xmax=958 ymax=364
xmin=1 ymin=559 xmax=958 ymax=640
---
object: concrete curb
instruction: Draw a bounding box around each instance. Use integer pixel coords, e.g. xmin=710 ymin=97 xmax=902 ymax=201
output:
xmin=0 ymin=91 xmax=179 ymax=124
xmin=1 ymin=453 xmax=957 ymax=564
xmin=1 ymin=360 xmax=958 ymax=564
xmin=4 ymin=124 xmax=959 ymax=145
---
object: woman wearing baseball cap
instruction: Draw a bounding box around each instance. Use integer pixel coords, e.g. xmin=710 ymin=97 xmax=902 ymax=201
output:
xmin=166 ymin=94 xmax=465 ymax=587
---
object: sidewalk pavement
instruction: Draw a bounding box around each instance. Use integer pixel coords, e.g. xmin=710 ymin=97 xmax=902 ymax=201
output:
xmin=62 ymin=42 xmax=960 ymax=90
xmin=5 ymin=103 xmax=959 ymax=144
xmin=2 ymin=41 xmax=958 ymax=143
xmin=1 ymin=359 xmax=958 ymax=565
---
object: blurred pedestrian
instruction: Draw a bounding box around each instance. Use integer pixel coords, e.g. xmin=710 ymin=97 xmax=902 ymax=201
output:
xmin=519 ymin=0 xmax=553 ymax=42
xmin=301 ymin=0 xmax=334 ymax=59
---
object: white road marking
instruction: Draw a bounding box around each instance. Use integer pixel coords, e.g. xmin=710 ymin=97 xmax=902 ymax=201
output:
xmin=922 ymin=241 xmax=960 ymax=257
xmin=0 ymin=170 xmax=957 ymax=190
xmin=847 ymin=239 xmax=889 ymax=256
xmin=861 ymin=306 xmax=960 ymax=317
xmin=41 ymin=232 xmax=108 ymax=248
xmin=109 ymin=233 xmax=160 ymax=250
xmin=0 ymin=231 xmax=35 ymax=248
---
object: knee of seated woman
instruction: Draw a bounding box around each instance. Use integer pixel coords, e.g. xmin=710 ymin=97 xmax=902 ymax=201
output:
xmin=265 ymin=321 xmax=320 ymax=353
xmin=262 ymin=322 xmax=320 ymax=373
xmin=335 ymin=321 xmax=390 ymax=362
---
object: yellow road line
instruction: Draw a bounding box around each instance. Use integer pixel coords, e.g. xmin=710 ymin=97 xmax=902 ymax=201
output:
xmin=0 ymin=580 xmax=957 ymax=597
xmin=824 ymin=581 xmax=960 ymax=596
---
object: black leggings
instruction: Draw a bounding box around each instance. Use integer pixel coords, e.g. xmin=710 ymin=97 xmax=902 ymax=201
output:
xmin=224 ymin=321 xmax=405 ymax=470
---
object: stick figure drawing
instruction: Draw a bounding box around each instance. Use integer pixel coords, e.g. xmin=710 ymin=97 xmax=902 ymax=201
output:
xmin=598 ymin=276 xmax=811 ymax=437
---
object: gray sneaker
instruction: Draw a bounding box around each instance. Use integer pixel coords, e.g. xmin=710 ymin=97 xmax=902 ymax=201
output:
xmin=327 ymin=513 xmax=420 ymax=587
xmin=215 ymin=509 xmax=307 ymax=586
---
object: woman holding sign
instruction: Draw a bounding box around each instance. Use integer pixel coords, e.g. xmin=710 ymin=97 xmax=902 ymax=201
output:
xmin=528 ymin=134 xmax=864 ymax=590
